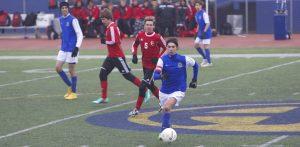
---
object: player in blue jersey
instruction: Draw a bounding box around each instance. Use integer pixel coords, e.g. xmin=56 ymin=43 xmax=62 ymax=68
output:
xmin=153 ymin=38 xmax=199 ymax=134
xmin=194 ymin=0 xmax=212 ymax=67
xmin=55 ymin=2 xmax=83 ymax=100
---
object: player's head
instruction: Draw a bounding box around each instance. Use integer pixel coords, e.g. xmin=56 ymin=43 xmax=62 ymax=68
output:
xmin=60 ymin=2 xmax=70 ymax=16
xmin=100 ymin=8 xmax=113 ymax=26
xmin=166 ymin=38 xmax=178 ymax=55
xmin=195 ymin=0 xmax=204 ymax=11
xmin=144 ymin=16 xmax=155 ymax=33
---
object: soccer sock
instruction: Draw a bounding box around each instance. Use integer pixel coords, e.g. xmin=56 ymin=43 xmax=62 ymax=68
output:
xmin=135 ymin=96 xmax=144 ymax=110
xmin=58 ymin=70 xmax=71 ymax=87
xmin=150 ymin=85 xmax=159 ymax=99
xmin=133 ymin=77 xmax=141 ymax=87
xmin=205 ymin=48 xmax=211 ymax=63
xmin=71 ymin=76 xmax=77 ymax=93
xmin=196 ymin=47 xmax=206 ymax=59
xmin=161 ymin=112 xmax=171 ymax=132
xmin=101 ymin=81 xmax=108 ymax=99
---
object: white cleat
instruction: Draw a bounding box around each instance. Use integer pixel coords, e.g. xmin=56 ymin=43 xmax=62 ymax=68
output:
xmin=201 ymin=62 xmax=213 ymax=67
xmin=128 ymin=108 xmax=139 ymax=117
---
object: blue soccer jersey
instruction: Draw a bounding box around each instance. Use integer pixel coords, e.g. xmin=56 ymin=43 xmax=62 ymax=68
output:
xmin=195 ymin=10 xmax=212 ymax=39
xmin=59 ymin=14 xmax=83 ymax=52
xmin=155 ymin=54 xmax=198 ymax=94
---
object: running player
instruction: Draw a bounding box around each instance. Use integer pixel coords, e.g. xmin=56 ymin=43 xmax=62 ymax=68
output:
xmin=129 ymin=17 xmax=166 ymax=116
xmin=55 ymin=2 xmax=83 ymax=100
xmin=194 ymin=0 xmax=212 ymax=67
xmin=153 ymin=38 xmax=199 ymax=134
xmin=93 ymin=8 xmax=142 ymax=104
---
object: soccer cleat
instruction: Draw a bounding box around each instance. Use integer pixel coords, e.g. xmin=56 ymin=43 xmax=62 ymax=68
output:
xmin=65 ymin=92 xmax=77 ymax=100
xmin=92 ymin=97 xmax=110 ymax=104
xmin=143 ymin=89 xmax=151 ymax=103
xmin=128 ymin=108 xmax=139 ymax=117
xmin=202 ymin=62 xmax=213 ymax=67
xmin=200 ymin=59 xmax=208 ymax=66
xmin=64 ymin=87 xmax=72 ymax=98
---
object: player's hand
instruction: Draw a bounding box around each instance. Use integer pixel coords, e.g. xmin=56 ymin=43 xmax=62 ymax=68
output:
xmin=100 ymin=37 xmax=106 ymax=44
xmin=201 ymin=31 xmax=207 ymax=39
xmin=151 ymin=58 xmax=158 ymax=64
xmin=189 ymin=78 xmax=197 ymax=88
xmin=71 ymin=47 xmax=79 ymax=57
xmin=132 ymin=54 xmax=138 ymax=64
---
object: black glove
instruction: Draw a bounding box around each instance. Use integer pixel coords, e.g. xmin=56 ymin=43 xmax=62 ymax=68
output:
xmin=151 ymin=58 xmax=158 ymax=64
xmin=201 ymin=31 xmax=207 ymax=39
xmin=71 ymin=47 xmax=79 ymax=57
xmin=189 ymin=78 xmax=197 ymax=88
xmin=132 ymin=54 xmax=138 ymax=64
xmin=161 ymin=73 xmax=168 ymax=80
xmin=100 ymin=37 xmax=106 ymax=44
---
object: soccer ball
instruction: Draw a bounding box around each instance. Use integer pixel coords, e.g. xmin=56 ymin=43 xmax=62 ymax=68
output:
xmin=158 ymin=128 xmax=177 ymax=143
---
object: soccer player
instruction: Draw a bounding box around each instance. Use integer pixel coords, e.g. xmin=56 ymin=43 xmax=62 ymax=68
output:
xmin=153 ymin=38 xmax=199 ymax=133
xmin=129 ymin=17 xmax=167 ymax=116
xmin=93 ymin=8 xmax=142 ymax=104
xmin=194 ymin=0 xmax=212 ymax=67
xmin=55 ymin=2 xmax=83 ymax=100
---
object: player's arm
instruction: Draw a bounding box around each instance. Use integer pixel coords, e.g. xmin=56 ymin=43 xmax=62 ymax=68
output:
xmin=153 ymin=58 xmax=167 ymax=80
xmin=203 ymin=12 xmax=210 ymax=32
xmin=72 ymin=18 xmax=83 ymax=57
xmin=131 ymin=35 xmax=140 ymax=64
xmin=186 ymin=56 xmax=199 ymax=88
xmin=158 ymin=35 xmax=167 ymax=57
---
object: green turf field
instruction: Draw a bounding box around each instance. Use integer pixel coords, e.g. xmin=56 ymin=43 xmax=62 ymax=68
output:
xmin=0 ymin=49 xmax=300 ymax=147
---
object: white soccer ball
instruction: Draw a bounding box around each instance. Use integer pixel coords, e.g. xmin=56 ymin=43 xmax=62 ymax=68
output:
xmin=159 ymin=128 xmax=177 ymax=143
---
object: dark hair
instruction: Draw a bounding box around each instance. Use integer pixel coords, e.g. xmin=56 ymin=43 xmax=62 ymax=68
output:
xmin=100 ymin=8 xmax=112 ymax=20
xmin=60 ymin=2 xmax=69 ymax=9
xmin=166 ymin=38 xmax=178 ymax=47
xmin=144 ymin=16 xmax=155 ymax=24
xmin=195 ymin=0 xmax=204 ymax=6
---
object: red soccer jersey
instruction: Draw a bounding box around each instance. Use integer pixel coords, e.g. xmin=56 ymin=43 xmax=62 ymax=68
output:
xmin=132 ymin=31 xmax=166 ymax=69
xmin=105 ymin=22 xmax=125 ymax=58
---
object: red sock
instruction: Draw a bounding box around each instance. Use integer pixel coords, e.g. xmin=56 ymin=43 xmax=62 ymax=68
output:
xmin=101 ymin=81 xmax=107 ymax=99
xmin=133 ymin=77 xmax=141 ymax=87
xmin=135 ymin=96 xmax=144 ymax=110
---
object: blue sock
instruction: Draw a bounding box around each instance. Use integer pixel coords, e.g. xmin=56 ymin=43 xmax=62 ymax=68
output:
xmin=71 ymin=76 xmax=77 ymax=93
xmin=58 ymin=70 xmax=71 ymax=87
xmin=161 ymin=112 xmax=170 ymax=132
xmin=196 ymin=47 xmax=206 ymax=59
xmin=205 ymin=48 xmax=211 ymax=63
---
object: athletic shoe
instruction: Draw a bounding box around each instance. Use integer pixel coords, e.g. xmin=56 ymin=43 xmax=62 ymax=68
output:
xmin=92 ymin=98 xmax=110 ymax=104
xmin=202 ymin=62 xmax=213 ymax=67
xmin=200 ymin=59 xmax=208 ymax=66
xmin=143 ymin=89 xmax=151 ymax=103
xmin=64 ymin=87 xmax=72 ymax=98
xmin=65 ymin=92 xmax=77 ymax=100
xmin=128 ymin=108 xmax=139 ymax=117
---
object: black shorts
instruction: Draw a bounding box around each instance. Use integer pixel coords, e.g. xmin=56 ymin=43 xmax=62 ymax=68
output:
xmin=101 ymin=57 xmax=131 ymax=74
xmin=142 ymin=68 xmax=154 ymax=83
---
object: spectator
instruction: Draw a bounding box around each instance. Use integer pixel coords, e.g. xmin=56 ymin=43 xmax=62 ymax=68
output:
xmin=85 ymin=0 xmax=100 ymax=38
xmin=155 ymin=0 xmax=176 ymax=37
xmin=187 ymin=0 xmax=197 ymax=30
xmin=71 ymin=0 xmax=88 ymax=33
xmin=176 ymin=0 xmax=188 ymax=27
xmin=142 ymin=0 xmax=155 ymax=17
xmin=131 ymin=0 xmax=144 ymax=36
xmin=116 ymin=0 xmax=133 ymax=37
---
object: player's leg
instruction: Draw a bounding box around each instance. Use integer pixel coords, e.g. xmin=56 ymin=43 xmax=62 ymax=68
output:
xmin=194 ymin=37 xmax=207 ymax=65
xmin=144 ymin=68 xmax=159 ymax=99
xmin=115 ymin=57 xmax=141 ymax=87
xmin=93 ymin=58 xmax=114 ymax=103
xmin=55 ymin=51 xmax=72 ymax=97
xmin=65 ymin=52 xmax=79 ymax=100
xmin=202 ymin=39 xmax=212 ymax=67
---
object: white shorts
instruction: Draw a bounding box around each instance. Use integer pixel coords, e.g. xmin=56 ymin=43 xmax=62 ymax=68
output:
xmin=159 ymin=91 xmax=185 ymax=107
xmin=194 ymin=37 xmax=211 ymax=45
xmin=56 ymin=50 xmax=79 ymax=63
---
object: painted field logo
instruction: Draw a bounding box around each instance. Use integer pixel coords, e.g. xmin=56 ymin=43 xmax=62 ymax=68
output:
xmin=86 ymin=102 xmax=300 ymax=135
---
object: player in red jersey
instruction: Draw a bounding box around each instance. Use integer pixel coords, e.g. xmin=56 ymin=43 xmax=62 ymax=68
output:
xmin=93 ymin=8 xmax=142 ymax=104
xmin=129 ymin=17 xmax=167 ymax=116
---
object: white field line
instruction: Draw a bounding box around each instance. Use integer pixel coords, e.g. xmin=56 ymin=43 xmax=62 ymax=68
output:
xmin=0 ymin=54 xmax=300 ymax=60
xmin=0 ymin=68 xmax=142 ymax=88
xmin=258 ymin=135 xmax=289 ymax=147
xmin=0 ymin=59 xmax=299 ymax=140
